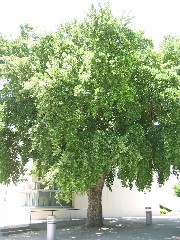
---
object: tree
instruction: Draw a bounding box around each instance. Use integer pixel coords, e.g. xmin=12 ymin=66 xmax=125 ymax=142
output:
xmin=0 ymin=5 xmax=179 ymax=227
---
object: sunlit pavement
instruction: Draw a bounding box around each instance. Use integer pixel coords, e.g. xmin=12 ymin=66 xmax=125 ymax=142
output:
xmin=0 ymin=215 xmax=180 ymax=240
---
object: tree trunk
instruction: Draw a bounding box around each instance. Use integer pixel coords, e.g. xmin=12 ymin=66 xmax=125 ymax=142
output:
xmin=86 ymin=175 xmax=106 ymax=227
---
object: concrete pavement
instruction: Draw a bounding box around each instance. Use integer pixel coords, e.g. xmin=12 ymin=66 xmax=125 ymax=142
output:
xmin=0 ymin=216 xmax=179 ymax=239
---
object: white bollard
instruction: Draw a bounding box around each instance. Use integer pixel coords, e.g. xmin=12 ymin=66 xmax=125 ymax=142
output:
xmin=47 ymin=215 xmax=56 ymax=240
xmin=145 ymin=207 xmax=152 ymax=225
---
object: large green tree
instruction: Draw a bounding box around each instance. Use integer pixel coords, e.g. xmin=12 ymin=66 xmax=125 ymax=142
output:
xmin=0 ymin=6 xmax=179 ymax=227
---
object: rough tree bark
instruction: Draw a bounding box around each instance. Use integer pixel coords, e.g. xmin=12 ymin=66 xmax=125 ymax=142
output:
xmin=86 ymin=174 xmax=106 ymax=227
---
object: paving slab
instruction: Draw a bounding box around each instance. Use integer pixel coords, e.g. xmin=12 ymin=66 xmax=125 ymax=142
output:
xmin=0 ymin=216 xmax=179 ymax=240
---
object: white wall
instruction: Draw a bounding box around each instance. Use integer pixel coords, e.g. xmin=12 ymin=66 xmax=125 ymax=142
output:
xmin=74 ymin=176 xmax=180 ymax=218
xmin=156 ymin=175 xmax=180 ymax=211
xmin=74 ymin=178 xmax=161 ymax=218
xmin=102 ymin=178 xmax=160 ymax=217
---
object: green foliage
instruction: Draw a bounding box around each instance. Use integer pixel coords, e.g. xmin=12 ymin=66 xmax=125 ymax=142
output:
xmin=160 ymin=208 xmax=168 ymax=215
xmin=0 ymin=5 xmax=179 ymax=199
xmin=160 ymin=205 xmax=171 ymax=214
xmin=160 ymin=35 xmax=180 ymax=67
xmin=19 ymin=24 xmax=37 ymax=40
xmin=173 ymin=183 xmax=180 ymax=197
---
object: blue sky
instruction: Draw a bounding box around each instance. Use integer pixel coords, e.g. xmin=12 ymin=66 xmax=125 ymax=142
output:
xmin=0 ymin=0 xmax=180 ymax=46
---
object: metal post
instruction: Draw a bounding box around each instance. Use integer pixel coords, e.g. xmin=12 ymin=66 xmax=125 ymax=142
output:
xmin=145 ymin=207 xmax=152 ymax=225
xmin=47 ymin=215 xmax=56 ymax=240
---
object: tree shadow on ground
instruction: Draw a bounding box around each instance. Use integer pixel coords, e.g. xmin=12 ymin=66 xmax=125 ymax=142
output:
xmin=56 ymin=217 xmax=180 ymax=240
xmin=0 ymin=217 xmax=179 ymax=239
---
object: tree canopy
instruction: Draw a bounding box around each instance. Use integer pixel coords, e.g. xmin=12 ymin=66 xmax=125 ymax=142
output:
xmin=0 ymin=5 xmax=179 ymax=227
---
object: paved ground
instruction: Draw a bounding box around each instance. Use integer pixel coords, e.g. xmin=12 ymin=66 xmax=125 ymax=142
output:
xmin=0 ymin=216 xmax=179 ymax=240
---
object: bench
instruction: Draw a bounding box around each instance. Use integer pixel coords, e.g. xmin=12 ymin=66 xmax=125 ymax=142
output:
xmin=29 ymin=207 xmax=80 ymax=224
